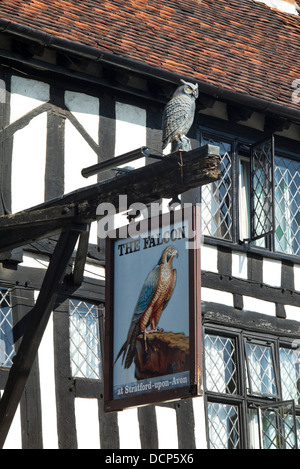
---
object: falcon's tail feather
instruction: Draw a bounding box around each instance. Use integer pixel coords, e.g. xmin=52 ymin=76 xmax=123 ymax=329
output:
xmin=124 ymin=323 xmax=141 ymax=369
xmin=114 ymin=322 xmax=141 ymax=369
xmin=114 ymin=341 xmax=127 ymax=366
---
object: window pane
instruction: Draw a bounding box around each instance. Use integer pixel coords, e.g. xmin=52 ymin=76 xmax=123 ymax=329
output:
xmin=69 ymin=299 xmax=103 ymax=379
xmin=0 ymin=288 xmax=15 ymax=367
xmin=250 ymin=403 xmax=298 ymax=449
xmin=201 ymin=137 xmax=232 ymax=240
xmin=251 ymin=138 xmax=274 ymax=241
xmin=275 ymin=156 xmax=300 ymax=256
xmin=259 ymin=402 xmax=297 ymax=450
xmin=207 ymin=402 xmax=240 ymax=449
xmin=245 ymin=342 xmax=277 ymax=397
xmin=248 ymin=408 xmax=260 ymax=449
xmin=204 ymin=334 xmax=237 ymax=394
xmin=280 ymin=347 xmax=300 ymax=404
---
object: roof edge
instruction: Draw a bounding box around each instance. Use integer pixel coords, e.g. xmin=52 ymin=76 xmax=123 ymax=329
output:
xmin=1 ymin=18 xmax=300 ymax=125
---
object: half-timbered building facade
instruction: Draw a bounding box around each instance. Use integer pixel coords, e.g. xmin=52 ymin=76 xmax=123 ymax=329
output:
xmin=0 ymin=0 xmax=299 ymax=449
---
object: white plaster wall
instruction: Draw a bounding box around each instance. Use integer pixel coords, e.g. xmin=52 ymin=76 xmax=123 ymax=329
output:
xmin=1 ymin=394 xmax=22 ymax=449
xmin=38 ymin=307 xmax=59 ymax=449
xmin=64 ymin=122 xmax=97 ymax=241
xmin=11 ymin=113 xmax=47 ymax=213
xmin=263 ymin=258 xmax=281 ymax=287
xmin=10 ymin=76 xmax=49 ymax=213
xmin=243 ymin=296 xmax=276 ymax=316
xmin=115 ymin=102 xmax=146 ymax=164
xmin=285 ymin=305 xmax=300 ymax=321
xmin=22 ymin=252 xmax=49 ymax=270
xmin=84 ymin=261 xmax=105 ymax=281
xmin=155 ymin=406 xmax=178 ymax=449
xmin=201 ymin=245 xmax=218 ymax=273
xmin=75 ymin=398 xmax=100 ymax=449
xmin=202 ymin=287 xmax=234 ymax=307
xmin=113 ymin=103 xmax=147 ymax=229
xmin=193 ymin=396 xmax=208 ymax=449
xmin=294 ymin=264 xmax=300 ymax=291
xmin=64 ymin=91 xmax=99 ymax=244
xmin=232 ymin=252 xmax=248 ymax=279
xmin=65 ymin=91 xmax=99 ymax=142
xmin=10 ymin=76 xmax=49 ymax=123
xmin=118 ymin=407 xmax=141 ymax=449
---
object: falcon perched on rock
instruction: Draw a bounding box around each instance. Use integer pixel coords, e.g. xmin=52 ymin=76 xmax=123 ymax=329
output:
xmin=115 ymin=246 xmax=178 ymax=369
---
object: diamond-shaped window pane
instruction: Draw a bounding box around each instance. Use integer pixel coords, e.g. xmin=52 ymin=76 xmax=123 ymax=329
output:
xmin=251 ymin=139 xmax=274 ymax=240
xmin=245 ymin=342 xmax=277 ymax=397
xmin=259 ymin=402 xmax=297 ymax=450
xmin=207 ymin=402 xmax=240 ymax=449
xmin=279 ymin=347 xmax=300 ymax=405
xmin=204 ymin=334 xmax=238 ymax=394
xmin=201 ymin=138 xmax=232 ymax=240
xmin=275 ymin=156 xmax=300 ymax=256
xmin=69 ymin=299 xmax=103 ymax=379
xmin=0 ymin=288 xmax=14 ymax=367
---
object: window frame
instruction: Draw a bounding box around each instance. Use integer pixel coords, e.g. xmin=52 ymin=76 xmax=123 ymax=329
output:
xmin=203 ymin=325 xmax=300 ymax=449
xmin=69 ymin=297 xmax=104 ymax=381
xmin=244 ymin=337 xmax=279 ymax=399
xmin=198 ymin=125 xmax=300 ymax=260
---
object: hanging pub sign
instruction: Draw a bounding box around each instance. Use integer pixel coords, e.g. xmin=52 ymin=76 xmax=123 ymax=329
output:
xmin=104 ymin=206 xmax=202 ymax=412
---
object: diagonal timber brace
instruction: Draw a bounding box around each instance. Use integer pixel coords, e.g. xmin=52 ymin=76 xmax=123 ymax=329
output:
xmin=0 ymin=145 xmax=220 ymax=447
xmin=0 ymin=225 xmax=86 ymax=448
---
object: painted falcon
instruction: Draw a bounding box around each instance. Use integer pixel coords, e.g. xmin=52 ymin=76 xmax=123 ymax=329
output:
xmin=115 ymin=246 xmax=178 ymax=369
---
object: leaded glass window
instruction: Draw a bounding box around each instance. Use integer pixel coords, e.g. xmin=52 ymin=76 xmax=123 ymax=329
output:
xmin=280 ymin=346 xmax=300 ymax=405
xmin=0 ymin=288 xmax=14 ymax=367
xmin=69 ymin=299 xmax=103 ymax=379
xmin=200 ymin=130 xmax=300 ymax=257
xmin=258 ymin=402 xmax=298 ymax=449
xmin=204 ymin=334 xmax=237 ymax=394
xmin=201 ymin=136 xmax=233 ymax=241
xmin=245 ymin=342 xmax=278 ymax=398
xmin=207 ymin=402 xmax=240 ymax=449
xmin=204 ymin=329 xmax=300 ymax=449
xmin=274 ymin=156 xmax=300 ymax=256
xmin=250 ymin=137 xmax=275 ymax=241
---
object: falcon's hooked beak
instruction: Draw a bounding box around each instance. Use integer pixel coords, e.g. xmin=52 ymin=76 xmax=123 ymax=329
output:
xmin=167 ymin=248 xmax=178 ymax=262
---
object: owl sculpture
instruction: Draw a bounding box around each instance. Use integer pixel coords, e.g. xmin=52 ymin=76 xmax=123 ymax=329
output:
xmin=162 ymin=79 xmax=198 ymax=153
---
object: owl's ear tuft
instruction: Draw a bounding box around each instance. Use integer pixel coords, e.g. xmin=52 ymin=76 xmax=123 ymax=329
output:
xmin=180 ymin=79 xmax=188 ymax=85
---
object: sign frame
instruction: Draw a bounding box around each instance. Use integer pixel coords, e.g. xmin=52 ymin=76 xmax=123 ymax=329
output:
xmin=104 ymin=206 xmax=202 ymax=412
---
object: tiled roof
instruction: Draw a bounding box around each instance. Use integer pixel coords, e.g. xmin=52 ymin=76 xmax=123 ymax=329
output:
xmin=0 ymin=0 xmax=300 ymax=113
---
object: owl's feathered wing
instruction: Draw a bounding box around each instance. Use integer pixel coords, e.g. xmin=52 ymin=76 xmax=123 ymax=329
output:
xmin=114 ymin=265 xmax=161 ymax=369
xmin=162 ymin=95 xmax=195 ymax=150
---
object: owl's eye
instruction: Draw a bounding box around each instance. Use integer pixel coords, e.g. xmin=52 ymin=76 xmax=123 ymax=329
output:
xmin=186 ymin=87 xmax=191 ymax=92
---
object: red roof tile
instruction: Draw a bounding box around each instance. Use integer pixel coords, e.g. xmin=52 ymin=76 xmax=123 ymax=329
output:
xmin=0 ymin=0 xmax=300 ymax=113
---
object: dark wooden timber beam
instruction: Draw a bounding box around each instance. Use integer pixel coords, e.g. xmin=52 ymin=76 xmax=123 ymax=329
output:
xmin=0 ymin=145 xmax=220 ymax=253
